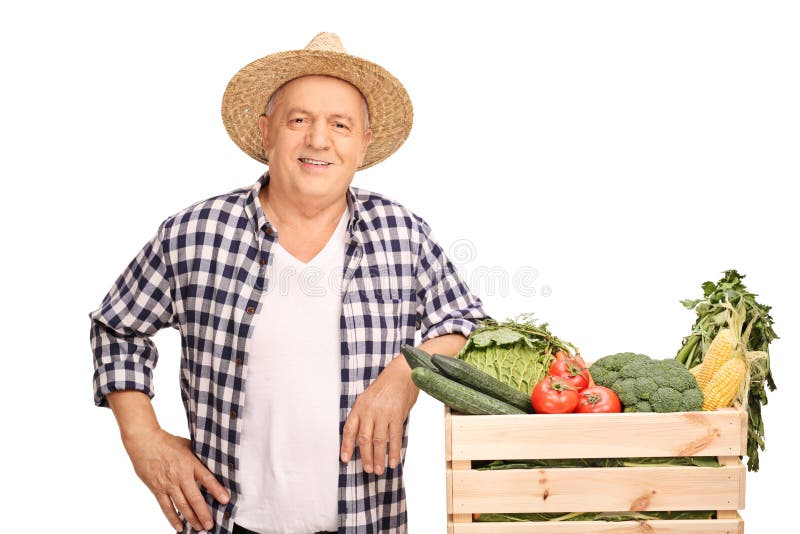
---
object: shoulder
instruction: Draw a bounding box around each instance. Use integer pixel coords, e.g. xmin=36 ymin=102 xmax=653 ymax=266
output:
xmin=160 ymin=183 xmax=254 ymax=237
xmin=349 ymin=186 xmax=432 ymax=237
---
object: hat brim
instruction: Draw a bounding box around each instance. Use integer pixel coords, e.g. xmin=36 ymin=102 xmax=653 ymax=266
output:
xmin=221 ymin=49 xmax=413 ymax=170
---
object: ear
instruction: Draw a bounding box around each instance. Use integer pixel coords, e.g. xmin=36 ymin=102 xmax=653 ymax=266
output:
xmin=258 ymin=115 xmax=271 ymax=155
xmin=358 ymin=129 xmax=373 ymax=167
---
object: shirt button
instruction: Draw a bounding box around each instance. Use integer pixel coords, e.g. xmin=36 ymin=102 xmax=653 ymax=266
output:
xmin=228 ymin=461 xmax=235 ymax=470
xmin=259 ymin=257 xmax=266 ymax=266
xmin=235 ymin=357 xmax=243 ymax=366
xmin=231 ymin=410 xmax=238 ymax=418
xmin=266 ymin=226 xmax=274 ymax=236
xmin=223 ymin=511 xmax=231 ymax=520
xmin=246 ymin=306 xmax=255 ymax=314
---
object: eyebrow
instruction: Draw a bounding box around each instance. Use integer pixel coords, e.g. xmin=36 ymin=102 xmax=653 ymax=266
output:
xmin=330 ymin=114 xmax=355 ymax=124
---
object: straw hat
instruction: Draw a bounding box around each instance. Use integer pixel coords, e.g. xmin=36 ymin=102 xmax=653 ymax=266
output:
xmin=221 ymin=32 xmax=413 ymax=170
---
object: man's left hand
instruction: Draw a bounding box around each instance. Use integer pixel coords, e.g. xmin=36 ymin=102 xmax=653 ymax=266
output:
xmin=340 ymin=334 xmax=467 ymax=475
xmin=339 ymin=355 xmax=418 ymax=475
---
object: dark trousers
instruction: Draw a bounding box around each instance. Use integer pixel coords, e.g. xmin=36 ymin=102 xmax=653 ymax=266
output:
xmin=233 ymin=523 xmax=336 ymax=534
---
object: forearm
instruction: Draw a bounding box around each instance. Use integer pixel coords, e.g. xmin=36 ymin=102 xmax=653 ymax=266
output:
xmin=106 ymin=390 xmax=161 ymax=443
xmin=418 ymin=333 xmax=467 ymax=357
xmin=388 ymin=333 xmax=467 ymax=377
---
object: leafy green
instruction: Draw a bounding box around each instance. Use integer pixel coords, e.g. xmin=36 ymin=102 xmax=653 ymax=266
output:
xmin=474 ymin=512 xmax=588 ymax=522
xmin=457 ymin=314 xmax=576 ymax=395
xmin=474 ymin=511 xmax=715 ymax=522
xmin=475 ymin=457 xmax=720 ymax=469
xmin=675 ymin=269 xmax=777 ymax=471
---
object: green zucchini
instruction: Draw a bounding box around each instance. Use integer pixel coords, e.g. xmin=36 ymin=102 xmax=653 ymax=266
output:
xmin=411 ymin=367 xmax=526 ymax=415
xmin=431 ymin=354 xmax=534 ymax=413
xmin=401 ymin=344 xmax=439 ymax=372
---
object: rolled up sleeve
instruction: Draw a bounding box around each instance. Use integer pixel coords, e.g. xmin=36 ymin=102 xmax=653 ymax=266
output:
xmin=414 ymin=219 xmax=489 ymax=342
xmin=89 ymin=221 xmax=176 ymax=407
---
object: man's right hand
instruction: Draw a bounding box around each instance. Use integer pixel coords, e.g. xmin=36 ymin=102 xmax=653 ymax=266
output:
xmin=123 ymin=428 xmax=230 ymax=532
xmin=106 ymin=391 xmax=230 ymax=532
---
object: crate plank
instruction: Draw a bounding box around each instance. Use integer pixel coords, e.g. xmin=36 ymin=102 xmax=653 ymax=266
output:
xmin=451 ymin=464 xmax=744 ymax=513
xmin=718 ymin=457 xmax=746 ymax=507
xmin=448 ymin=408 xmax=745 ymax=460
xmin=451 ymin=513 xmax=743 ymax=533
xmin=449 ymin=462 xmax=471 ymax=523
xmin=444 ymin=406 xmax=747 ymax=531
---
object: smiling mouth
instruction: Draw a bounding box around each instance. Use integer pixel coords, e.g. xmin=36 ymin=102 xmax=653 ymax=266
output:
xmin=299 ymin=157 xmax=331 ymax=166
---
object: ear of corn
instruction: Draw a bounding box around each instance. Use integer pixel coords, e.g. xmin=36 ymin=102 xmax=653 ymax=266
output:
xmin=697 ymin=328 xmax=736 ymax=390
xmin=702 ymin=358 xmax=747 ymax=411
xmin=689 ymin=364 xmax=702 ymax=381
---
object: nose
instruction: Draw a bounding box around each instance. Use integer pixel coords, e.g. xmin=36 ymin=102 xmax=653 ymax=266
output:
xmin=305 ymin=119 xmax=331 ymax=151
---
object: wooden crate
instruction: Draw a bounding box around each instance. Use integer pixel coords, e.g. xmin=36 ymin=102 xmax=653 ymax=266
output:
xmin=445 ymin=406 xmax=747 ymax=533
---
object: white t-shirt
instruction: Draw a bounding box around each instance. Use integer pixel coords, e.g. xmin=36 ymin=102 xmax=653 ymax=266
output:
xmin=235 ymin=206 xmax=348 ymax=533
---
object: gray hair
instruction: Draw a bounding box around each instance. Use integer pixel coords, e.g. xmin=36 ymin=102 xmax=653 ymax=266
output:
xmin=264 ymin=80 xmax=370 ymax=131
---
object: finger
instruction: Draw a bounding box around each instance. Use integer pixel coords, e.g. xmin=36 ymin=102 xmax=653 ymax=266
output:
xmin=357 ymin=417 xmax=375 ymax=473
xmin=340 ymin=412 xmax=360 ymax=464
xmin=195 ymin=463 xmax=230 ymax=505
xmin=372 ymin=418 xmax=389 ymax=476
xmin=169 ymin=485 xmax=203 ymax=532
xmin=155 ymin=492 xmax=184 ymax=532
xmin=181 ymin=477 xmax=215 ymax=532
xmin=387 ymin=419 xmax=404 ymax=470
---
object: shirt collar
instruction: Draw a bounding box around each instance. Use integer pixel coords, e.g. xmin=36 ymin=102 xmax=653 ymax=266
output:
xmin=247 ymin=172 xmax=363 ymax=239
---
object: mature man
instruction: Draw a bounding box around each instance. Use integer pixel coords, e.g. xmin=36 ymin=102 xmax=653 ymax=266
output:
xmin=90 ymin=33 xmax=487 ymax=534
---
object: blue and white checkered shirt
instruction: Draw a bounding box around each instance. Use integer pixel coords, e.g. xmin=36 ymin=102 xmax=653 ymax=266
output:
xmin=90 ymin=173 xmax=488 ymax=533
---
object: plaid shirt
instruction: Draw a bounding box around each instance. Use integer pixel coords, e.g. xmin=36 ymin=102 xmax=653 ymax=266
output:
xmin=90 ymin=173 xmax=487 ymax=533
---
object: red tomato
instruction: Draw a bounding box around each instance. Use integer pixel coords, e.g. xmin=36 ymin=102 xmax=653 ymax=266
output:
xmin=531 ymin=375 xmax=580 ymax=414
xmin=548 ymin=356 xmax=591 ymax=390
xmin=553 ymin=350 xmax=588 ymax=369
xmin=576 ymin=386 xmax=622 ymax=413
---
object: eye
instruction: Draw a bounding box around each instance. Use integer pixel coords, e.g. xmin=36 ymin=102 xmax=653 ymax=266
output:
xmin=334 ymin=122 xmax=348 ymax=129
xmin=287 ymin=116 xmax=308 ymax=127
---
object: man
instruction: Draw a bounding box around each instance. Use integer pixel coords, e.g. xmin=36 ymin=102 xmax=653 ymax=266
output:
xmin=90 ymin=32 xmax=487 ymax=534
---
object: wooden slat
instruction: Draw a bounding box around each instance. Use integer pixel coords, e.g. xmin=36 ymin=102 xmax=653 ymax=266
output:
xmin=452 ymin=464 xmax=744 ymax=513
xmin=452 ymin=513 xmax=743 ymax=533
xmin=446 ymin=407 xmax=472 ymax=523
xmin=737 ymin=406 xmax=748 ymax=458
xmin=450 ymin=408 xmax=745 ymax=460
xmin=449 ymin=461 xmax=471 ymax=523
xmin=718 ymin=457 xmax=746 ymax=508
xmin=716 ymin=510 xmax=744 ymax=534
xmin=445 ymin=405 xmax=453 ymax=461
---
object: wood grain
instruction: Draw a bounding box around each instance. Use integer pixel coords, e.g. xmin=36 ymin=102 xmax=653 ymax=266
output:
xmin=449 ymin=407 xmax=745 ymax=460
xmin=452 ymin=514 xmax=743 ymax=533
xmin=451 ymin=464 xmax=744 ymax=513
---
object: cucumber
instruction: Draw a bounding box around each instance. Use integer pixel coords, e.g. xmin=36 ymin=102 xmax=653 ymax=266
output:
xmin=431 ymin=354 xmax=534 ymax=413
xmin=401 ymin=344 xmax=439 ymax=372
xmin=411 ymin=367 xmax=526 ymax=415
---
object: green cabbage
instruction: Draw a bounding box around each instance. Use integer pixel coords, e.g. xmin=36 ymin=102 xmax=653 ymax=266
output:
xmin=456 ymin=316 xmax=576 ymax=395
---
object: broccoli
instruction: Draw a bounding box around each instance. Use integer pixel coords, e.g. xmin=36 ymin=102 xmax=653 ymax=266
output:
xmin=590 ymin=353 xmax=703 ymax=412
xmin=587 ymin=352 xmax=651 ymax=388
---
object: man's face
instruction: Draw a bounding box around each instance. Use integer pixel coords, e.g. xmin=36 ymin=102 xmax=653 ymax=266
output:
xmin=258 ymin=75 xmax=372 ymax=204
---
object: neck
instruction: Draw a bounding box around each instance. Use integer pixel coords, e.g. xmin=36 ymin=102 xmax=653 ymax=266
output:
xmin=259 ymin=181 xmax=347 ymax=234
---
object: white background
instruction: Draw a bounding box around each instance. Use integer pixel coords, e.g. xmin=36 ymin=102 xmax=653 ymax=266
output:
xmin=2 ymin=1 xmax=798 ymax=532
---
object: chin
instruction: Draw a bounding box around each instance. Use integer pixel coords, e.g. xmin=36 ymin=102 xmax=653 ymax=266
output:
xmin=301 ymin=178 xmax=348 ymax=194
